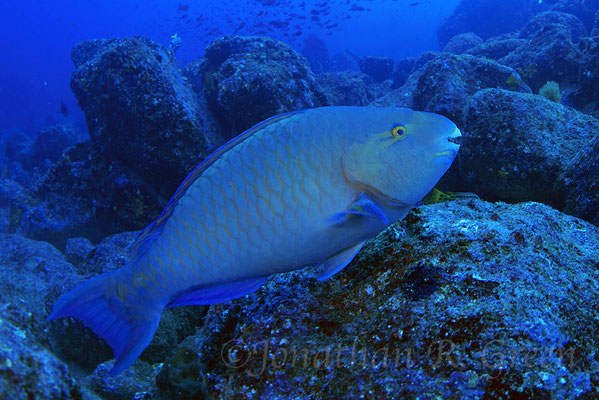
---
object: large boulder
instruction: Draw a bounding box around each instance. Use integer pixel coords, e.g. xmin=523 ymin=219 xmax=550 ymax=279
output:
xmin=155 ymin=199 xmax=599 ymax=399
xmin=519 ymin=11 xmax=588 ymax=42
xmin=71 ymin=37 xmax=223 ymax=197
xmin=374 ymin=52 xmax=531 ymax=125
xmin=359 ymin=56 xmax=395 ymax=83
xmin=464 ymin=37 xmax=527 ymax=60
xmin=571 ymin=35 xmax=599 ymax=117
xmin=201 ymin=36 xmax=328 ymax=137
xmin=437 ymin=0 xmax=538 ymax=48
xmin=391 ymin=57 xmax=416 ymax=90
xmin=563 ymin=133 xmax=599 ymax=225
xmin=545 ymin=0 xmax=599 ymax=32
xmin=316 ymin=72 xmax=387 ymax=106
xmin=442 ymin=32 xmax=484 ymax=54
xmin=0 ymin=315 xmax=81 ymax=400
xmin=17 ymin=36 xmax=227 ymax=247
xmin=499 ymin=13 xmax=584 ymax=91
xmin=301 ymin=34 xmax=330 ymax=74
xmin=410 ymin=54 xmax=532 ymax=123
xmin=0 ymin=234 xmax=80 ymax=338
xmin=14 ymin=141 xmax=164 ymax=248
xmin=456 ymin=88 xmax=599 ymax=208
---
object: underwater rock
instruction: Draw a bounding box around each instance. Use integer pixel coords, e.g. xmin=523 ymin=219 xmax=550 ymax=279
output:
xmin=301 ymin=34 xmax=330 ymax=74
xmin=546 ymin=0 xmax=599 ymax=32
xmin=370 ymin=52 xmax=439 ymax=109
xmin=464 ymin=37 xmax=526 ymax=60
xmin=64 ymin=237 xmax=94 ymax=268
xmin=442 ymin=32 xmax=484 ymax=54
xmin=15 ymin=142 xmax=164 ymax=249
xmin=359 ymin=56 xmax=394 ymax=83
xmin=499 ymin=15 xmax=584 ymax=92
xmin=0 ymin=232 xmax=113 ymax=371
xmin=156 ymin=199 xmax=599 ymax=399
xmin=437 ymin=0 xmax=538 ymax=49
xmin=384 ymin=53 xmax=531 ymax=124
xmin=201 ymin=36 xmax=328 ymax=137
xmin=4 ymin=131 xmax=32 ymax=167
xmin=457 ymin=88 xmax=599 ymax=207
xmin=22 ymin=124 xmax=83 ymax=171
xmin=0 ymin=176 xmax=28 ymax=234
xmin=0 ymin=233 xmax=111 ymax=375
xmin=391 ymin=57 xmax=416 ymax=90
xmin=85 ymin=360 xmax=156 ymax=400
xmin=4 ymin=124 xmax=80 ymax=172
xmin=0 ymin=314 xmax=81 ymax=400
xmin=0 ymin=234 xmax=79 ymax=338
xmin=563 ymin=133 xmax=599 ymax=226
xmin=316 ymin=72 xmax=387 ymax=106
xmin=329 ymin=49 xmax=361 ymax=72
xmin=571 ymin=35 xmax=599 ymax=118
xmin=71 ymin=36 xmax=224 ymax=197
xmin=519 ymin=11 xmax=588 ymax=43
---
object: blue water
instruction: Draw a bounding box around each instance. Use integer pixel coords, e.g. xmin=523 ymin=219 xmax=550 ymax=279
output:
xmin=0 ymin=0 xmax=459 ymax=135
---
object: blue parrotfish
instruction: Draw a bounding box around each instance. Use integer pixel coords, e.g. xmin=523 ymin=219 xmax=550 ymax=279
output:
xmin=48 ymin=106 xmax=461 ymax=374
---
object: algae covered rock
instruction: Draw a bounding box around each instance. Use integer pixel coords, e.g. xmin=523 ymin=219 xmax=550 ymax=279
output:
xmin=457 ymin=88 xmax=599 ymax=207
xmin=437 ymin=0 xmax=538 ymax=48
xmin=464 ymin=37 xmax=526 ymax=60
xmin=15 ymin=141 xmax=164 ymax=248
xmin=359 ymin=56 xmax=395 ymax=82
xmin=563 ymin=133 xmax=599 ymax=226
xmin=571 ymin=35 xmax=599 ymax=117
xmin=519 ymin=11 xmax=588 ymax=42
xmin=374 ymin=52 xmax=531 ymax=124
xmin=442 ymin=32 xmax=484 ymax=54
xmin=411 ymin=53 xmax=533 ymax=123
xmin=201 ymin=36 xmax=328 ymax=137
xmin=85 ymin=360 xmax=156 ymax=400
xmin=0 ymin=234 xmax=80 ymax=336
xmin=71 ymin=36 xmax=223 ymax=197
xmin=156 ymin=199 xmax=599 ymax=399
xmin=316 ymin=72 xmax=387 ymax=106
xmin=0 ymin=315 xmax=81 ymax=400
xmin=499 ymin=13 xmax=584 ymax=91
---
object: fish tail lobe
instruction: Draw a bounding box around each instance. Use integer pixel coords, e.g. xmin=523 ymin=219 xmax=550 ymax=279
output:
xmin=47 ymin=267 xmax=163 ymax=375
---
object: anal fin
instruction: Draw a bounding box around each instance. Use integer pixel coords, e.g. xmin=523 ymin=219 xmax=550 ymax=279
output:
xmin=167 ymin=277 xmax=268 ymax=307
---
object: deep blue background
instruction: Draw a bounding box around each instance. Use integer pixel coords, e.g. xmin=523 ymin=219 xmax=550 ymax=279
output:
xmin=0 ymin=0 xmax=459 ymax=135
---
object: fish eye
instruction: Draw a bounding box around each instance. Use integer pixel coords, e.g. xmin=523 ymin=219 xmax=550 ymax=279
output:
xmin=391 ymin=125 xmax=407 ymax=139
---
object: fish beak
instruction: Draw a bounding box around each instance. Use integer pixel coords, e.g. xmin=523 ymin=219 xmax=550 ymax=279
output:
xmin=434 ymin=128 xmax=461 ymax=166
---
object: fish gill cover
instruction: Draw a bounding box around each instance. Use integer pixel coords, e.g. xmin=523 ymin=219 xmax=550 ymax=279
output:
xmin=1 ymin=0 xmax=599 ymax=399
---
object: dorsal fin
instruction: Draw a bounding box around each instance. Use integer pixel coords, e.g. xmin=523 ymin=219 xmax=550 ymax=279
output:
xmin=129 ymin=109 xmax=306 ymax=259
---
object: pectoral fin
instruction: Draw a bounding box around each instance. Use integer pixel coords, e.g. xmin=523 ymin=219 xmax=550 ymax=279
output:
xmin=328 ymin=193 xmax=389 ymax=226
xmin=317 ymin=241 xmax=365 ymax=281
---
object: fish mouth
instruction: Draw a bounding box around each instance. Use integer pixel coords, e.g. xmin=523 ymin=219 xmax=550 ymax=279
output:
xmin=447 ymin=127 xmax=462 ymax=146
xmin=434 ymin=128 xmax=461 ymax=164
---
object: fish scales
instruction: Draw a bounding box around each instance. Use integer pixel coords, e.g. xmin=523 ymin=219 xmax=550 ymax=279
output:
xmin=162 ymin=111 xmax=346 ymax=284
xmin=49 ymin=106 xmax=461 ymax=374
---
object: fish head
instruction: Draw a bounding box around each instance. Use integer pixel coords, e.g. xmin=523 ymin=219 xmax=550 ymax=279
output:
xmin=342 ymin=108 xmax=461 ymax=207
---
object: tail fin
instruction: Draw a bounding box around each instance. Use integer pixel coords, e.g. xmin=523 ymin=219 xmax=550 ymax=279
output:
xmin=48 ymin=270 xmax=162 ymax=375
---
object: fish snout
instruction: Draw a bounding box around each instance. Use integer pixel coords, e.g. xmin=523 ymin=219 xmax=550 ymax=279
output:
xmin=434 ymin=128 xmax=461 ymax=166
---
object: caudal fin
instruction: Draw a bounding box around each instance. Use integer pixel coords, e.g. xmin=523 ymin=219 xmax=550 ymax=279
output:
xmin=48 ymin=270 xmax=162 ymax=375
